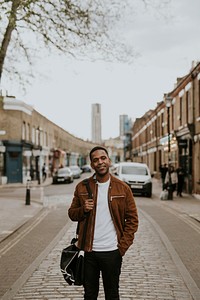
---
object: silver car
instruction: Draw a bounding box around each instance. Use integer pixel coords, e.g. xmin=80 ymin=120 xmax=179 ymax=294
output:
xmin=69 ymin=165 xmax=82 ymax=179
xmin=114 ymin=162 xmax=152 ymax=197
xmin=53 ymin=167 xmax=74 ymax=184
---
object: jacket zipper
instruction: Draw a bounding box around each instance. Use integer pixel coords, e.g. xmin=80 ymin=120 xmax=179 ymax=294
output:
xmin=88 ymin=183 xmax=97 ymax=251
xmin=110 ymin=195 xmax=125 ymax=201
xmin=108 ymin=186 xmax=120 ymax=241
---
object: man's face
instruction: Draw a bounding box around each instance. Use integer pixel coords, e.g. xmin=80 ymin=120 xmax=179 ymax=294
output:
xmin=90 ymin=149 xmax=111 ymax=176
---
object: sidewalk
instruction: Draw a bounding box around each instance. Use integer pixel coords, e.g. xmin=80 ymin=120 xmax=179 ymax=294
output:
xmin=152 ymin=178 xmax=200 ymax=223
xmin=0 ymin=177 xmax=52 ymax=242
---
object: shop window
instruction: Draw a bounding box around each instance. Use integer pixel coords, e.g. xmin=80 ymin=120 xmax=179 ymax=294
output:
xmin=0 ymin=153 xmax=4 ymax=176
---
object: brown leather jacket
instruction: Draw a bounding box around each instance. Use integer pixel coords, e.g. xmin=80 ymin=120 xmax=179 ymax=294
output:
xmin=68 ymin=174 xmax=139 ymax=256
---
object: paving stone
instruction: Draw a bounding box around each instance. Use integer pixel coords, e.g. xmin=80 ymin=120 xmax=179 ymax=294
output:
xmin=12 ymin=214 xmax=193 ymax=299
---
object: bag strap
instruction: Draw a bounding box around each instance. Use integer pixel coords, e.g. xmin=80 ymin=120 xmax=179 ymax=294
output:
xmin=83 ymin=178 xmax=93 ymax=198
xmin=75 ymin=178 xmax=93 ymax=249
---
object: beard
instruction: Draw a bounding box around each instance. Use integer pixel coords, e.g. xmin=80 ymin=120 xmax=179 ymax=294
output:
xmin=95 ymin=166 xmax=109 ymax=177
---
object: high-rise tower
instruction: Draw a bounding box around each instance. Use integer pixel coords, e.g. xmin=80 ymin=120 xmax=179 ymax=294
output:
xmin=119 ymin=114 xmax=132 ymax=137
xmin=91 ymin=103 xmax=102 ymax=144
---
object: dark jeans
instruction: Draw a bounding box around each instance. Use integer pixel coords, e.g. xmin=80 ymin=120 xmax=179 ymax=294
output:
xmin=84 ymin=249 xmax=122 ymax=300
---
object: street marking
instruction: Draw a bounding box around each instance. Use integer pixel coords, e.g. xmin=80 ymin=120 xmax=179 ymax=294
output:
xmin=160 ymin=205 xmax=200 ymax=234
xmin=1 ymin=230 xmax=13 ymax=234
xmin=0 ymin=210 xmax=49 ymax=257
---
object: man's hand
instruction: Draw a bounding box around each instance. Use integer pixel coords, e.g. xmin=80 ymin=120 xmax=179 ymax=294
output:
xmin=84 ymin=199 xmax=94 ymax=212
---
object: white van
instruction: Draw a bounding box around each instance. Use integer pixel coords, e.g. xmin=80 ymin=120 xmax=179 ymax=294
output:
xmin=114 ymin=162 xmax=152 ymax=197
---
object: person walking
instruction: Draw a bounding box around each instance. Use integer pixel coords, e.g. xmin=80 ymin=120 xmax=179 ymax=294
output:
xmin=68 ymin=146 xmax=139 ymax=300
xmin=176 ymin=166 xmax=185 ymax=196
xmin=165 ymin=165 xmax=178 ymax=195
xmin=30 ymin=164 xmax=35 ymax=181
xmin=159 ymin=163 xmax=168 ymax=190
xmin=42 ymin=163 xmax=47 ymax=182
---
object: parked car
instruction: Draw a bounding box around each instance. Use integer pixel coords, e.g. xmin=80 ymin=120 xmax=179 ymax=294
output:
xmin=52 ymin=167 xmax=74 ymax=184
xmin=81 ymin=164 xmax=92 ymax=173
xmin=69 ymin=165 xmax=82 ymax=179
xmin=114 ymin=162 xmax=152 ymax=197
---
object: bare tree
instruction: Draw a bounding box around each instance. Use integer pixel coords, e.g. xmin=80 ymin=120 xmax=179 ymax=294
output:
xmin=0 ymin=0 xmax=136 ymax=85
xmin=0 ymin=0 xmax=171 ymax=87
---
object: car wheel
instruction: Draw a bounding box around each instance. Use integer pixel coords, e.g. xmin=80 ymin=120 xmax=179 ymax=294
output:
xmin=146 ymin=191 xmax=152 ymax=198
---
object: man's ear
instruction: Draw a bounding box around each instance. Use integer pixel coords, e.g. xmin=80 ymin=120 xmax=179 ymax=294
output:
xmin=108 ymin=158 xmax=111 ymax=167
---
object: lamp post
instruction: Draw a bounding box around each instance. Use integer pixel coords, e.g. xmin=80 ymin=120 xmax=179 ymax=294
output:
xmin=165 ymin=95 xmax=173 ymax=200
xmin=37 ymin=127 xmax=42 ymax=185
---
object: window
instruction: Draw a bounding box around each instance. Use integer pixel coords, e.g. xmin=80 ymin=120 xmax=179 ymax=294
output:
xmin=186 ymin=91 xmax=189 ymax=123
xmin=32 ymin=127 xmax=35 ymax=144
xmin=172 ymin=105 xmax=174 ymax=130
xmin=0 ymin=153 xmax=4 ymax=176
xmin=198 ymin=80 xmax=200 ymax=116
xmin=122 ymin=166 xmax=148 ymax=175
xmin=180 ymin=97 xmax=182 ymax=126
xmin=26 ymin=123 xmax=30 ymax=141
xmin=161 ymin=113 xmax=164 ymax=136
xmin=22 ymin=122 xmax=26 ymax=140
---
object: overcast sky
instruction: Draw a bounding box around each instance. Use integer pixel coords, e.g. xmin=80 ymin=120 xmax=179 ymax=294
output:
xmin=2 ymin=0 xmax=200 ymax=141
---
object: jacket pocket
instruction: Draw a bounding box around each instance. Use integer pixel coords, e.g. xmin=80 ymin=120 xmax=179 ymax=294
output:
xmin=110 ymin=195 xmax=125 ymax=201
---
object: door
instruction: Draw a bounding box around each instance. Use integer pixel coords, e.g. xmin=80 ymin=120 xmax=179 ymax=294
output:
xmin=6 ymin=150 xmax=22 ymax=183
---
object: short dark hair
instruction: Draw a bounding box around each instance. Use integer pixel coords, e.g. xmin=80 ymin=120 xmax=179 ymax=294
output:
xmin=89 ymin=146 xmax=109 ymax=161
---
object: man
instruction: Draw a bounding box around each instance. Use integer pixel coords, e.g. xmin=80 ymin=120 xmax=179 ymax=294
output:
xmin=176 ymin=165 xmax=185 ymax=197
xmin=160 ymin=163 xmax=168 ymax=190
xmin=68 ymin=146 xmax=138 ymax=299
xmin=42 ymin=163 xmax=47 ymax=182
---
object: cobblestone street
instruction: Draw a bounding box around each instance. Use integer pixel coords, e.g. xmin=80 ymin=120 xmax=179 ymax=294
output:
xmin=9 ymin=210 xmax=194 ymax=300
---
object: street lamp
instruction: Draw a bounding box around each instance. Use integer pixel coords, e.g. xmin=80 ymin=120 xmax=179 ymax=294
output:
xmin=165 ymin=95 xmax=173 ymax=200
xmin=36 ymin=127 xmax=42 ymax=185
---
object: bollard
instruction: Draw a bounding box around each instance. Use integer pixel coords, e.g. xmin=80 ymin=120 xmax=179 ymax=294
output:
xmin=25 ymin=179 xmax=31 ymax=205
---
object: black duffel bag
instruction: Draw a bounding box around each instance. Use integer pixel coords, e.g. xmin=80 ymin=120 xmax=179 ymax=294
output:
xmin=60 ymin=239 xmax=84 ymax=286
xmin=60 ymin=179 xmax=92 ymax=286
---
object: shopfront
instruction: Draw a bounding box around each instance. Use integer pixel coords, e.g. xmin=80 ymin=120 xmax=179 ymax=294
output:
xmin=5 ymin=142 xmax=22 ymax=183
xmin=175 ymin=125 xmax=194 ymax=194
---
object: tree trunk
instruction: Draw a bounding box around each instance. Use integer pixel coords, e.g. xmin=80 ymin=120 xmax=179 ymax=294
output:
xmin=0 ymin=0 xmax=20 ymax=83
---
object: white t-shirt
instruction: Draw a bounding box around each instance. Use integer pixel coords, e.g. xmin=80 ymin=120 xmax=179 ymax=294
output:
xmin=92 ymin=178 xmax=118 ymax=251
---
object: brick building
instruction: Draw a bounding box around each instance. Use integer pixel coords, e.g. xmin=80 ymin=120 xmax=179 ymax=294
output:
xmin=0 ymin=96 xmax=95 ymax=184
xmin=131 ymin=62 xmax=200 ymax=195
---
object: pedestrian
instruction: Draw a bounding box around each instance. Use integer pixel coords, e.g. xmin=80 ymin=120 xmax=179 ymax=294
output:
xmin=68 ymin=146 xmax=139 ymax=300
xmin=165 ymin=165 xmax=178 ymax=195
xmin=160 ymin=163 xmax=168 ymax=190
xmin=30 ymin=164 xmax=34 ymax=181
xmin=42 ymin=163 xmax=47 ymax=182
xmin=176 ymin=166 xmax=185 ymax=197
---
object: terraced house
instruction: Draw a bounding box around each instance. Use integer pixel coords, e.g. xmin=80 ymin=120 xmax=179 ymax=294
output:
xmin=131 ymin=62 xmax=200 ymax=196
xmin=0 ymin=96 xmax=95 ymax=185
